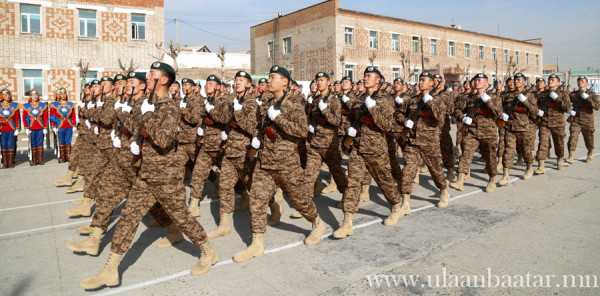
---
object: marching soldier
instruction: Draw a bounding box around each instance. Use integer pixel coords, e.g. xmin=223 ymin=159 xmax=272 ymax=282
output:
xmin=0 ymin=89 xmax=20 ymax=168
xmin=497 ymin=77 xmax=514 ymax=172
xmin=433 ymin=74 xmax=456 ymax=182
xmin=450 ymin=73 xmax=502 ymax=192
xmin=567 ymin=76 xmax=599 ymax=163
xmin=498 ymin=73 xmax=539 ymax=186
xmin=534 ymin=74 xmax=570 ymax=173
xmin=80 ymin=62 xmax=217 ymax=290
xmin=333 ymin=66 xmax=402 ymax=239
xmin=22 ymin=89 xmax=48 ymax=165
xmin=50 ymin=88 xmax=77 ymax=162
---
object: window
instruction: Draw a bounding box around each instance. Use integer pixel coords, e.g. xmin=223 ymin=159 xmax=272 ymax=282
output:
xmin=267 ymin=40 xmax=273 ymax=58
xmin=526 ymin=53 xmax=529 ymax=65
xmin=391 ymin=33 xmax=400 ymax=51
xmin=411 ymin=36 xmax=420 ymax=53
xmin=479 ymin=45 xmax=485 ymax=60
xmin=503 ymin=49 xmax=509 ymax=64
xmin=343 ymin=64 xmax=355 ymax=81
xmin=492 ymin=48 xmax=497 ymax=61
xmin=464 ymin=43 xmax=471 ymax=58
xmin=78 ymin=9 xmax=97 ymax=38
xmin=392 ymin=67 xmax=401 ymax=80
xmin=283 ymin=37 xmax=292 ymax=55
xmin=430 ymin=39 xmax=437 ymax=56
xmin=23 ymin=69 xmax=43 ymax=96
xmin=448 ymin=41 xmax=456 ymax=57
xmin=515 ymin=51 xmax=520 ymax=64
xmin=369 ymin=31 xmax=378 ymax=49
xmin=20 ymin=4 xmax=41 ymax=34
xmin=131 ymin=14 xmax=146 ymax=40
xmin=84 ymin=71 xmax=98 ymax=84
xmin=344 ymin=27 xmax=353 ymax=46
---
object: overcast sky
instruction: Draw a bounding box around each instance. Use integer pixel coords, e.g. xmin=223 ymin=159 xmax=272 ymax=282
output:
xmin=164 ymin=0 xmax=600 ymax=71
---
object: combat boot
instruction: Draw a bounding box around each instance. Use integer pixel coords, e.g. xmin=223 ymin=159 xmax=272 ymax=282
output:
xmin=332 ymin=213 xmax=354 ymax=239
xmin=79 ymin=225 xmax=93 ymax=235
xmin=289 ymin=209 xmax=303 ymax=219
xmin=586 ymin=151 xmax=593 ymax=163
xmin=496 ymin=157 xmax=503 ymax=173
xmin=437 ymin=187 xmax=449 ymax=208
xmin=55 ymin=170 xmax=76 ymax=187
xmin=557 ymin=158 xmax=565 ymax=170
xmin=268 ymin=199 xmax=282 ymax=226
xmin=233 ymin=233 xmax=265 ymax=263
xmin=80 ymin=252 xmax=122 ymax=290
xmin=464 ymin=168 xmax=471 ymax=181
xmin=534 ymin=160 xmax=545 ymax=175
xmin=359 ymin=185 xmax=370 ymax=202
xmin=157 ymin=224 xmax=185 ymax=248
xmin=191 ymin=242 xmax=219 ymax=276
xmin=304 ymin=217 xmax=326 ymax=245
xmin=207 ymin=213 xmax=233 ymax=239
xmin=66 ymin=197 xmax=93 ymax=217
xmin=66 ymin=177 xmax=85 ymax=193
xmin=188 ymin=198 xmax=201 ymax=218
xmin=485 ymin=176 xmax=497 ymax=193
xmin=566 ymin=151 xmax=575 ymax=164
xmin=498 ymin=168 xmax=510 ymax=186
xmin=321 ymin=180 xmax=338 ymax=194
xmin=523 ymin=164 xmax=534 ymax=180
xmin=384 ymin=194 xmax=411 ymax=225
xmin=450 ymin=173 xmax=465 ymax=191
xmin=66 ymin=226 xmax=103 ymax=256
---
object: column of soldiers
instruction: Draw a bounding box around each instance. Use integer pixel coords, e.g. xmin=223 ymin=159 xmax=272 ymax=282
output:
xmin=45 ymin=60 xmax=598 ymax=290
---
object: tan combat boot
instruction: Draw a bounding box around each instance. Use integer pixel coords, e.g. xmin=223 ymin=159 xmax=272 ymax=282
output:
xmin=437 ymin=187 xmax=449 ymax=208
xmin=233 ymin=233 xmax=265 ymax=263
xmin=79 ymin=225 xmax=93 ymax=235
xmin=80 ymin=252 xmax=122 ymax=290
xmin=450 ymin=173 xmax=465 ymax=191
xmin=66 ymin=197 xmax=93 ymax=218
xmin=55 ymin=170 xmax=76 ymax=187
xmin=586 ymin=151 xmax=593 ymax=163
xmin=485 ymin=176 xmax=497 ymax=193
xmin=157 ymin=224 xmax=185 ymax=248
xmin=496 ymin=157 xmax=503 ymax=173
xmin=419 ymin=165 xmax=428 ymax=175
xmin=66 ymin=177 xmax=85 ymax=193
xmin=268 ymin=199 xmax=282 ymax=226
xmin=523 ymin=164 xmax=534 ymax=180
xmin=188 ymin=198 xmax=201 ymax=218
xmin=332 ymin=213 xmax=354 ymax=239
xmin=321 ymin=180 xmax=338 ymax=194
xmin=207 ymin=213 xmax=233 ymax=240
xmin=191 ymin=242 xmax=219 ymax=276
xmin=534 ymin=160 xmax=545 ymax=175
xmin=66 ymin=226 xmax=103 ymax=256
xmin=566 ymin=151 xmax=575 ymax=164
xmin=498 ymin=168 xmax=510 ymax=186
xmin=464 ymin=168 xmax=471 ymax=181
xmin=384 ymin=194 xmax=411 ymax=226
xmin=557 ymin=158 xmax=565 ymax=170
xmin=359 ymin=185 xmax=370 ymax=202
xmin=289 ymin=209 xmax=303 ymax=219
xmin=304 ymin=217 xmax=326 ymax=245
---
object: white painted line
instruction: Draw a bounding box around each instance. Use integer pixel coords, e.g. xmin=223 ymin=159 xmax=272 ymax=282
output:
xmin=0 ymin=198 xmax=79 ymax=212
xmin=0 ymin=219 xmax=91 ymax=239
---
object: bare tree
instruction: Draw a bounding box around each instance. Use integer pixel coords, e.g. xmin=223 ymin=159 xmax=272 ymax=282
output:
xmin=117 ymin=58 xmax=137 ymax=74
xmin=217 ymin=46 xmax=226 ymax=78
xmin=368 ymin=51 xmax=377 ymax=66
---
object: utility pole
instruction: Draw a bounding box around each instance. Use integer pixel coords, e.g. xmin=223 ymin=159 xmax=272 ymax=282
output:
xmin=420 ymin=36 xmax=425 ymax=72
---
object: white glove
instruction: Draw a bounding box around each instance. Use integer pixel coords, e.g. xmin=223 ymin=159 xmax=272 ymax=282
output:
xmin=220 ymin=131 xmax=228 ymax=141
xmin=365 ymin=96 xmax=376 ymax=109
xmin=581 ymin=92 xmax=589 ymax=100
xmin=233 ymin=99 xmax=243 ymax=111
xmin=14 ymin=130 xmax=19 ymax=136
xmin=96 ymin=100 xmax=104 ymax=108
xmin=462 ymin=116 xmax=473 ymax=125
xmin=121 ymin=104 xmax=132 ymax=113
xmin=307 ymin=96 xmax=313 ymax=104
xmin=52 ymin=127 xmax=58 ymax=134
xmin=480 ymin=93 xmax=491 ymax=103
xmin=43 ymin=129 xmax=47 ymax=135
xmin=318 ymin=100 xmax=328 ymax=111
xmin=395 ymin=96 xmax=404 ymax=105
xmin=570 ymin=110 xmax=576 ymax=117
xmin=141 ymin=99 xmax=155 ymax=115
xmin=537 ymin=110 xmax=544 ymax=117
xmin=204 ymin=101 xmax=215 ymax=113
xmin=255 ymin=98 xmax=263 ymax=106
xmin=179 ymin=101 xmax=187 ymax=109
xmin=404 ymin=119 xmax=414 ymax=129
xmin=517 ymin=93 xmax=527 ymax=102
xmin=78 ymin=101 xmax=85 ymax=108
xmin=93 ymin=126 xmax=99 ymax=135
xmin=267 ymin=105 xmax=281 ymax=120
xmin=342 ymin=95 xmax=350 ymax=103
xmin=501 ymin=113 xmax=509 ymax=121
xmin=549 ymin=91 xmax=559 ymax=100
xmin=112 ymin=136 xmax=121 ymax=148
xmin=130 ymin=141 xmax=140 ymax=155
xmin=72 ymin=127 xmax=77 ymax=133
xmin=347 ymin=126 xmax=357 ymax=137
xmin=197 ymin=126 xmax=204 ymax=136
xmin=86 ymin=102 xmax=95 ymax=109
xmin=110 ymin=129 xmax=116 ymax=140
xmin=114 ymin=101 xmax=122 ymax=110
xmin=26 ymin=129 xmax=31 ymax=135
xmin=308 ymin=124 xmax=315 ymax=134
xmin=423 ymin=93 xmax=433 ymax=103
xmin=251 ymin=137 xmax=261 ymax=149
xmin=85 ymin=120 xmax=91 ymax=129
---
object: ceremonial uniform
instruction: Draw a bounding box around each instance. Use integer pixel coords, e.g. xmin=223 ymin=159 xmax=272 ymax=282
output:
xmin=50 ymin=97 xmax=76 ymax=162
xmin=0 ymin=94 xmax=20 ymax=168
xmin=22 ymin=99 xmax=49 ymax=165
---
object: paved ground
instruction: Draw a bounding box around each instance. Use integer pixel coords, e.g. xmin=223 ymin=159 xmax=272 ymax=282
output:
xmin=1 ymin=125 xmax=599 ymax=296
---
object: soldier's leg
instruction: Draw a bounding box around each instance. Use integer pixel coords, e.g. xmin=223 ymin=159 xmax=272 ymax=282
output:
xmin=567 ymin=122 xmax=581 ymax=162
xmin=582 ymin=127 xmax=595 ymax=162
xmin=452 ymin=134 xmax=478 ymax=191
xmin=419 ymin=144 xmax=449 ymax=207
xmin=440 ymin=122 xmax=455 ymax=181
xmin=208 ymin=157 xmax=240 ymax=239
xmin=535 ymin=126 xmax=550 ymax=174
xmin=189 ymin=150 xmax=214 ymax=217
xmin=551 ymin=126 xmax=566 ymax=169
xmin=481 ymin=138 xmax=498 ymax=192
xmin=400 ymin=145 xmax=421 ymax=195
xmin=147 ymin=202 xmax=173 ymax=227
xmin=364 ymin=151 xmax=402 ymax=206
xmin=334 ymin=149 xmax=366 ymax=238
xmin=304 ymin=145 xmax=325 ymax=197
xmin=387 ymin=135 xmax=403 ymax=182
xmin=324 ymin=142 xmax=348 ymax=194
xmin=500 ymin=131 xmax=517 ymax=186
xmin=497 ymin=127 xmax=506 ymax=171
xmin=518 ymin=131 xmax=535 ymax=179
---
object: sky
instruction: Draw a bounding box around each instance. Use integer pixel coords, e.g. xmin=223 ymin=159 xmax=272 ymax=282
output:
xmin=163 ymin=0 xmax=600 ymax=71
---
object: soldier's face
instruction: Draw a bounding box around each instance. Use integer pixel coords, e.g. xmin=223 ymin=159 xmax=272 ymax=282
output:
xmin=418 ymin=77 xmax=434 ymax=91
xmin=578 ymin=79 xmax=588 ymax=90
xmin=548 ymin=78 xmax=560 ymax=88
xmin=235 ymin=77 xmax=250 ymax=93
xmin=182 ymin=83 xmax=193 ymax=94
xmin=363 ymin=73 xmax=380 ymax=89
xmin=169 ymin=84 xmax=180 ymax=95
xmin=92 ymin=85 xmax=101 ymax=95
xmin=475 ymin=78 xmax=489 ymax=90
xmin=101 ymin=82 xmax=113 ymax=93
xmin=268 ymin=73 xmax=287 ymax=92
xmin=507 ymin=80 xmax=515 ymax=90
xmin=515 ymin=78 xmax=525 ymax=89
xmin=341 ymin=80 xmax=352 ymax=91
xmin=536 ymin=81 xmax=545 ymax=89
xmin=31 ymin=91 xmax=39 ymax=100
xmin=316 ymin=77 xmax=329 ymax=92
xmin=205 ymin=81 xmax=218 ymax=95
xmin=258 ymin=82 xmax=267 ymax=92
xmin=116 ymin=81 xmax=126 ymax=94
xmin=334 ymin=83 xmax=342 ymax=92
xmin=358 ymin=82 xmax=365 ymax=92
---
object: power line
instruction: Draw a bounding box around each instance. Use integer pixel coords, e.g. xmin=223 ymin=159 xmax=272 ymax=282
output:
xmin=173 ymin=19 xmax=248 ymax=44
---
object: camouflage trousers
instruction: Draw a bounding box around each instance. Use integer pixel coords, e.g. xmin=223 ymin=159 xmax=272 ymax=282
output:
xmin=218 ymin=156 xmax=247 ymax=215
xmin=342 ymin=149 xmax=401 ymax=214
xmin=111 ymin=178 xmax=206 ymax=255
xmin=387 ymin=134 xmax=403 ymax=182
xmin=536 ymin=125 xmax=565 ymax=160
xmin=83 ymin=146 xmax=111 ymax=200
xmin=305 ymin=139 xmax=348 ymax=197
xmin=249 ymin=161 xmax=318 ymax=233
xmin=568 ymin=122 xmax=595 ymax=153
xmin=190 ymin=150 xmax=221 ymax=201
xmin=339 ymin=137 xmax=371 ymax=186
xmin=458 ymin=133 xmax=498 ymax=177
xmin=503 ymin=130 xmax=534 ymax=169
xmin=68 ymin=135 xmax=82 ymax=172
xmin=440 ymin=119 xmax=455 ymax=170
xmin=497 ymin=128 xmax=506 ymax=159
xmin=401 ymin=144 xmax=448 ymax=194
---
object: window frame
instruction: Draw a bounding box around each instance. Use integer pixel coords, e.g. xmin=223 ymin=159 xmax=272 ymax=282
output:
xmin=430 ymin=38 xmax=438 ymax=56
xmin=479 ymin=45 xmax=485 ymax=60
xmin=344 ymin=26 xmax=354 ymax=46
xmin=411 ymin=35 xmax=420 ymax=53
xmin=20 ymin=4 xmax=41 ymax=34
xmin=78 ymin=9 xmax=97 ymax=38
xmin=282 ymin=36 xmax=292 ymax=55
xmin=368 ymin=30 xmax=378 ymax=49
xmin=464 ymin=43 xmax=471 ymax=59
xmin=22 ymin=69 xmax=43 ymax=97
xmin=131 ymin=13 xmax=146 ymax=41
xmin=391 ymin=33 xmax=400 ymax=51
xmin=343 ymin=63 xmax=356 ymax=82
xmin=448 ymin=40 xmax=456 ymax=57
xmin=267 ymin=40 xmax=274 ymax=58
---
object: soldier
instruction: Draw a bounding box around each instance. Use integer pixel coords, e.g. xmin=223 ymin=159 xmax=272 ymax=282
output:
xmin=567 ymin=76 xmax=599 ymax=163
xmin=169 ymin=80 xmax=181 ymax=100
xmin=498 ymin=73 xmax=539 ymax=186
xmin=534 ymin=74 xmax=570 ymax=173
xmin=22 ymin=89 xmax=48 ymax=165
xmin=333 ymin=66 xmax=402 ymax=239
xmin=177 ymin=78 xmax=201 ymax=179
xmin=233 ymin=65 xmax=326 ymax=262
xmin=398 ymin=72 xmax=449 ymax=212
xmin=50 ymin=88 xmax=77 ymax=163
xmin=0 ymin=89 xmax=20 ymax=168
xmin=497 ymin=77 xmax=514 ymax=172
xmin=450 ymin=73 xmax=502 ymax=192
xmin=80 ymin=62 xmax=217 ymax=290
xmin=433 ymin=74 xmax=456 ymax=182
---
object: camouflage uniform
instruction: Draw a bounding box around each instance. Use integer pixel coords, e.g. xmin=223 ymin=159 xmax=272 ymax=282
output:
xmin=502 ymin=91 xmax=538 ymax=169
xmin=568 ymin=89 xmax=599 ymax=155
xmin=535 ymin=88 xmax=570 ymax=161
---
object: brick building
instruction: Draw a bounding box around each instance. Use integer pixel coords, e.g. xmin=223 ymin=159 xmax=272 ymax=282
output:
xmin=250 ymin=0 xmax=543 ymax=83
xmin=0 ymin=0 xmax=164 ymax=102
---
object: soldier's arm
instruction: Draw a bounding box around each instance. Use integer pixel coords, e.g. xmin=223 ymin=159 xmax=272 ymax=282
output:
xmin=426 ymin=95 xmax=446 ymax=123
xmin=558 ymin=91 xmax=571 ymax=112
xmin=98 ymin=98 xmax=117 ymax=126
xmin=590 ymin=92 xmax=600 ymax=110
xmin=146 ymin=104 xmax=178 ymax=150
xmin=273 ymin=96 xmax=308 ymax=139
xmin=453 ymin=95 xmax=466 ymax=120
xmin=487 ymin=94 xmax=502 ymax=118
xmin=185 ymin=98 xmax=204 ymax=125
xmin=321 ymin=96 xmax=342 ymax=127
xmin=522 ymin=93 xmax=538 ymax=118
xmin=368 ymin=96 xmax=394 ymax=132
xmin=235 ymin=97 xmax=258 ymax=136
xmin=211 ymin=95 xmax=233 ymax=124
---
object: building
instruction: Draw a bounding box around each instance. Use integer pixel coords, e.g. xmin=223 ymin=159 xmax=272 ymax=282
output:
xmin=250 ymin=0 xmax=543 ymax=83
xmin=172 ymin=45 xmax=251 ymax=81
xmin=0 ymin=0 xmax=165 ymax=102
